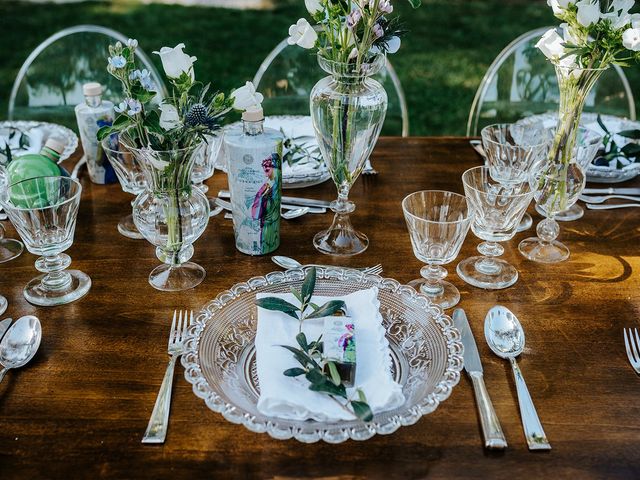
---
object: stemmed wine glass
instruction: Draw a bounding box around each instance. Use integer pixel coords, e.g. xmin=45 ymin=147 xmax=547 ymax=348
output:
xmin=481 ymin=123 xmax=551 ymax=231
xmin=101 ymin=138 xmax=146 ymax=239
xmin=0 ymin=166 xmax=24 ymax=262
xmin=402 ymin=190 xmax=472 ymax=309
xmin=0 ymin=176 xmax=91 ymax=306
xmin=192 ymin=133 xmax=224 ymax=216
xmin=534 ymin=126 xmax=602 ymax=222
xmin=457 ymin=166 xmax=534 ymax=290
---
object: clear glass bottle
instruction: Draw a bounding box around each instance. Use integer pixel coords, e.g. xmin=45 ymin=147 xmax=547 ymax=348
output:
xmin=224 ymin=107 xmax=283 ymax=256
xmin=74 ymin=82 xmax=117 ymax=184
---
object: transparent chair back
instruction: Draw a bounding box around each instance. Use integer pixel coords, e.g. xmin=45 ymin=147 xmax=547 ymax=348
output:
xmin=467 ymin=26 xmax=636 ymax=136
xmin=8 ymin=25 xmax=167 ymax=132
xmin=253 ymin=38 xmax=409 ymax=137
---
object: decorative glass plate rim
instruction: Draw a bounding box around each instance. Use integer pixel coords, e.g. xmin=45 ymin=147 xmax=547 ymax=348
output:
xmin=0 ymin=120 xmax=79 ymax=163
xmin=181 ymin=267 xmax=464 ymax=443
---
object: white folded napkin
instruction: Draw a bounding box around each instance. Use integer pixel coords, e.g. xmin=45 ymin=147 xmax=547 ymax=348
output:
xmin=255 ymin=287 xmax=405 ymax=422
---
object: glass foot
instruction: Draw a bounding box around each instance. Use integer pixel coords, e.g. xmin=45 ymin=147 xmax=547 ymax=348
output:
xmin=148 ymin=262 xmax=206 ymax=291
xmin=0 ymin=295 xmax=6 ymax=315
xmin=118 ymin=213 xmax=144 ymax=239
xmin=535 ymin=203 xmax=583 ymax=222
xmin=518 ymin=237 xmax=570 ymax=263
xmin=456 ymin=256 xmax=518 ymax=290
xmin=408 ymin=278 xmax=460 ymax=309
xmin=0 ymin=238 xmax=24 ymax=263
xmin=517 ymin=213 xmax=533 ymax=232
xmin=314 ymin=212 xmax=368 ymax=256
xmin=24 ymin=270 xmax=91 ymax=306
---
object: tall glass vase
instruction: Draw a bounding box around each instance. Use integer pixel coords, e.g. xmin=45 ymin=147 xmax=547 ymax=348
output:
xmin=310 ymin=53 xmax=388 ymax=256
xmin=129 ymin=145 xmax=210 ymax=291
xmin=519 ymin=64 xmax=606 ymax=264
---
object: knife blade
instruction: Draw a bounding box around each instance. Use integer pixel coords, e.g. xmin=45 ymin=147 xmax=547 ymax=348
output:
xmin=583 ymin=187 xmax=640 ymax=195
xmin=217 ymin=190 xmax=332 ymax=208
xmin=0 ymin=318 xmax=12 ymax=341
xmin=214 ymin=197 xmax=326 ymax=214
xmin=454 ymin=309 xmax=507 ymax=450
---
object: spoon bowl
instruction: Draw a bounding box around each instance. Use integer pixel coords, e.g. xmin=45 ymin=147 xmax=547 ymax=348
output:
xmin=271 ymin=255 xmax=303 ymax=270
xmin=484 ymin=305 xmax=525 ymax=359
xmin=0 ymin=315 xmax=41 ymax=383
xmin=281 ymin=207 xmax=310 ymax=220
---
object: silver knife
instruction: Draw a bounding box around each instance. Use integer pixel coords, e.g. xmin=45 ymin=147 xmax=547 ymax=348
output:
xmin=453 ymin=309 xmax=507 ymax=450
xmin=583 ymin=187 xmax=640 ymax=195
xmin=214 ymin=197 xmax=326 ymax=214
xmin=0 ymin=318 xmax=12 ymax=341
xmin=218 ymin=190 xmax=332 ymax=208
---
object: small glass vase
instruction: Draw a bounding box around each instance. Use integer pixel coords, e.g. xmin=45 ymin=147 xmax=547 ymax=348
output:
xmin=129 ymin=145 xmax=210 ymax=291
xmin=310 ymin=53 xmax=388 ymax=256
xmin=519 ymin=64 xmax=607 ymax=264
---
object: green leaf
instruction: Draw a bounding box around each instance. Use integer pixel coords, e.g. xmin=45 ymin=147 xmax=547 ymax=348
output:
xmin=290 ymin=287 xmax=303 ymax=303
xmin=296 ymin=332 xmax=309 ymax=351
xmin=301 ymin=267 xmax=316 ymax=303
xmin=597 ymin=114 xmax=610 ymax=135
xmin=305 ymin=367 xmax=325 ymax=384
xmin=309 ymin=379 xmax=347 ymax=398
xmin=622 ymin=143 xmax=640 ymax=156
xmin=357 ymin=388 xmax=367 ymax=404
xmin=407 ymin=0 xmax=421 ymax=7
xmin=280 ymin=345 xmax=313 ymax=367
xmin=351 ymin=401 xmax=373 ymax=422
xmin=255 ymin=297 xmax=300 ymax=319
xmin=283 ymin=367 xmax=306 ymax=377
xmin=97 ymin=125 xmax=117 ymax=141
xmin=618 ymin=129 xmax=640 ymax=140
xmin=305 ymin=300 xmax=347 ymax=320
xmin=309 ymin=302 xmax=320 ymax=311
xmin=327 ymin=361 xmax=341 ymax=386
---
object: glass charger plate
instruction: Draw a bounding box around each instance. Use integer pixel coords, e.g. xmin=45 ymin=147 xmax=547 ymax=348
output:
xmin=517 ymin=112 xmax=640 ymax=183
xmin=0 ymin=120 xmax=78 ymax=163
xmin=182 ymin=267 xmax=463 ymax=444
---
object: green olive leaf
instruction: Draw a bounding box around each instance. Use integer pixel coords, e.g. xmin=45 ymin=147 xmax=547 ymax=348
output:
xmin=283 ymin=368 xmax=306 ymax=377
xmin=305 ymin=300 xmax=347 ymax=320
xmin=327 ymin=361 xmax=341 ymax=386
xmin=301 ymin=267 xmax=317 ymax=303
xmin=351 ymin=400 xmax=373 ymax=422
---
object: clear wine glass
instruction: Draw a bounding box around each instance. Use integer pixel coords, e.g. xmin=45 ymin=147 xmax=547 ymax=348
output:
xmin=191 ymin=132 xmax=224 ymax=217
xmin=534 ymin=126 xmax=602 ymax=222
xmin=101 ymin=137 xmax=146 ymax=239
xmin=457 ymin=166 xmax=534 ymax=290
xmin=402 ymin=190 xmax=472 ymax=309
xmin=481 ymin=123 xmax=551 ymax=231
xmin=0 ymin=166 xmax=24 ymax=263
xmin=0 ymin=176 xmax=91 ymax=306
xmin=0 ymin=295 xmax=6 ymax=315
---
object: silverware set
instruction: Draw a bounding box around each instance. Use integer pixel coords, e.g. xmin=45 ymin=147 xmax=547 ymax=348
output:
xmin=0 ymin=315 xmax=42 ymax=385
xmin=581 ymin=188 xmax=640 ymax=210
xmin=271 ymin=255 xmax=383 ymax=275
xmin=454 ymin=306 xmax=551 ymax=451
xmin=212 ymin=191 xmax=330 ymax=220
xmin=623 ymin=328 xmax=640 ymax=375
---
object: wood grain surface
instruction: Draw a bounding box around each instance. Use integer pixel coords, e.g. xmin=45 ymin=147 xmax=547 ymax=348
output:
xmin=0 ymin=137 xmax=639 ymax=479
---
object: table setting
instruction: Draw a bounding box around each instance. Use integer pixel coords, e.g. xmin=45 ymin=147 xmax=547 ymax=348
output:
xmin=1 ymin=0 xmax=640 ymax=478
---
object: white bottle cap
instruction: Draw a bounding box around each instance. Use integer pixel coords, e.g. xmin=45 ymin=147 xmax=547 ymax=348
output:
xmin=83 ymin=82 xmax=103 ymax=96
xmin=44 ymin=138 xmax=66 ymax=155
xmin=242 ymin=106 xmax=264 ymax=122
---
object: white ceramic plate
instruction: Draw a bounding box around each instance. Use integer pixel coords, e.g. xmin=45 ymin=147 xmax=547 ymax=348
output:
xmin=0 ymin=121 xmax=78 ymax=163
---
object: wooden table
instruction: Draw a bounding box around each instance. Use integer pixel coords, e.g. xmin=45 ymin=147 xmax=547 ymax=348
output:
xmin=1 ymin=137 xmax=639 ymax=479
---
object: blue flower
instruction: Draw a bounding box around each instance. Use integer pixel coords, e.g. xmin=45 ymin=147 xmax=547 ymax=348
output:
xmin=129 ymin=69 xmax=156 ymax=91
xmin=108 ymin=55 xmax=127 ymax=69
xmin=126 ymin=99 xmax=142 ymax=115
xmin=114 ymin=101 xmax=127 ymax=113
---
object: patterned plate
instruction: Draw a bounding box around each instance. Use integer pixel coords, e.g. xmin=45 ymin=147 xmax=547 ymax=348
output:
xmin=181 ymin=267 xmax=463 ymax=444
xmin=0 ymin=121 xmax=78 ymax=163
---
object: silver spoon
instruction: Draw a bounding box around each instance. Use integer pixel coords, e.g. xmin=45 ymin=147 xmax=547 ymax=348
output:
xmin=0 ymin=295 xmax=6 ymax=316
xmin=484 ymin=306 xmax=551 ymax=451
xmin=0 ymin=315 xmax=42 ymax=384
xmin=281 ymin=206 xmax=310 ymax=220
xmin=272 ymin=255 xmax=304 ymax=269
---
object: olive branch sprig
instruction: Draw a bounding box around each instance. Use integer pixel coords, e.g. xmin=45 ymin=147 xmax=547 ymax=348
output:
xmin=255 ymin=267 xmax=373 ymax=422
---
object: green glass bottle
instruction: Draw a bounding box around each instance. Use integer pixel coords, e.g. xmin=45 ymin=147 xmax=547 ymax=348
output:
xmin=7 ymin=138 xmax=66 ymax=208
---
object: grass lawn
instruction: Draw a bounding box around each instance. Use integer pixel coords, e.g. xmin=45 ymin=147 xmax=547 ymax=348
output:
xmin=0 ymin=0 xmax=637 ymax=135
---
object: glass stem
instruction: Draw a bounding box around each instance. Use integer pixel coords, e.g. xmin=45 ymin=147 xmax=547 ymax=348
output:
xmin=420 ymin=264 xmax=447 ymax=296
xmin=331 ymin=184 xmax=355 ymax=214
xmin=475 ymin=241 xmax=504 ymax=275
xmin=537 ymin=216 xmax=560 ymax=245
xmin=35 ymin=253 xmax=72 ymax=292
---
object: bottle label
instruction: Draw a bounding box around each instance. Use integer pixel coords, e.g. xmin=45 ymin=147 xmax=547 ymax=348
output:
xmin=75 ymin=103 xmax=117 ymax=184
xmin=227 ymin=140 xmax=283 ymax=256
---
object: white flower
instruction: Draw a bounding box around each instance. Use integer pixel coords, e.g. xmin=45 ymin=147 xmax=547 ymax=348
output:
xmin=378 ymin=0 xmax=393 ymax=14
xmin=108 ymin=55 xmax=126 ymax=69
xmin=287 ymin=18 xmax=318 ymax=49
xmin=611 ymin=0 xmax=634 ymax=14
xmin=231 ymin=81 xmax=264 ymax=111
xmin=386 ymin=36 xmax=402 ymax=54
xmin=575 ymin=0 xmax=601 ymax=27
xmin=304 ymin=0 xmax=323 ymax=15
xmin=602 ymin=11 xmax=631 ymax=29
xmin=127 ymin=38 xmax=138 ymax=49
xmin=373 ymin=23 xmax=384 ymax=39
xmin=158 ymin=103 xmax=182 ymax=130
xmin=558 ymin=53 xmax=578 ymax=68
xmin=347 ymin=8 xmax=362 ymax=29
xmin=348 ymin=47 xmax=359 ymax=61
xmin=536 ymin=28 xmax=566 ymax=61
xmin=631 ymin=13 xmax=640 ymax=28
xmin=547 ymin=0 xmax=572 ymax=15
xmin=114 ymin=101 xmax=127 ymax=113
xmin=559 ymin=22 xmax=579 ymax=45
xmin=153 ymin=43 xmax=197 ymax=80
xmin=623 ymin=27 xmax=640 ymax=51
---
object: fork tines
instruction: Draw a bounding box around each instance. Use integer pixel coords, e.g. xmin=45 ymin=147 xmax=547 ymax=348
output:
xmin=623 ymin=328 xmax=640 ymax=375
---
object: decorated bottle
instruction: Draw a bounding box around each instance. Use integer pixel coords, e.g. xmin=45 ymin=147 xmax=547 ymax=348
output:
xmin=224 ymin=107 xmax=283 ymax=255
xmin=74 ymin=82 xmax=117 ymax=184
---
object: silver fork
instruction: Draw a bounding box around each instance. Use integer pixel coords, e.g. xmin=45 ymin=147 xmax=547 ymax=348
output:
xmin=142 ymin=310 xmax=193 ymax=444
xmin=623 ymin=328 xmax=640 ymax=375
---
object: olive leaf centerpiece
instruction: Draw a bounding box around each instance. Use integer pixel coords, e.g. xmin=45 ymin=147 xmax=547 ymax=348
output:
xmin=255 ymin=267 xmax=373 ymax=422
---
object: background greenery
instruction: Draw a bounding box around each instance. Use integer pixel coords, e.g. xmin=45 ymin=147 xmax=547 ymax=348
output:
xmin=0 ymin=0 xmax=638 ymax=135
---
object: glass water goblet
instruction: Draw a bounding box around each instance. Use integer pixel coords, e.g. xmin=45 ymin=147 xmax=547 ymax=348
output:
xmin=534 ymin=126 xmax=602 ymax=222
xmin=481 ymin=123 xmax=551 ymax=232
xmin=101 ymin=138 xmax=146 ymax=239
xmin=191 ymin=133 xmax=224 ymax=217
xmin=402 ymin=190 xmax=472 ymax=309
xmin=0 ymin=176 xmax=91 ymax=306
xmin=0 ymin=166 xmax=24 ymax=262
xmin=457 ymin=166 xmax=534 ymax=290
